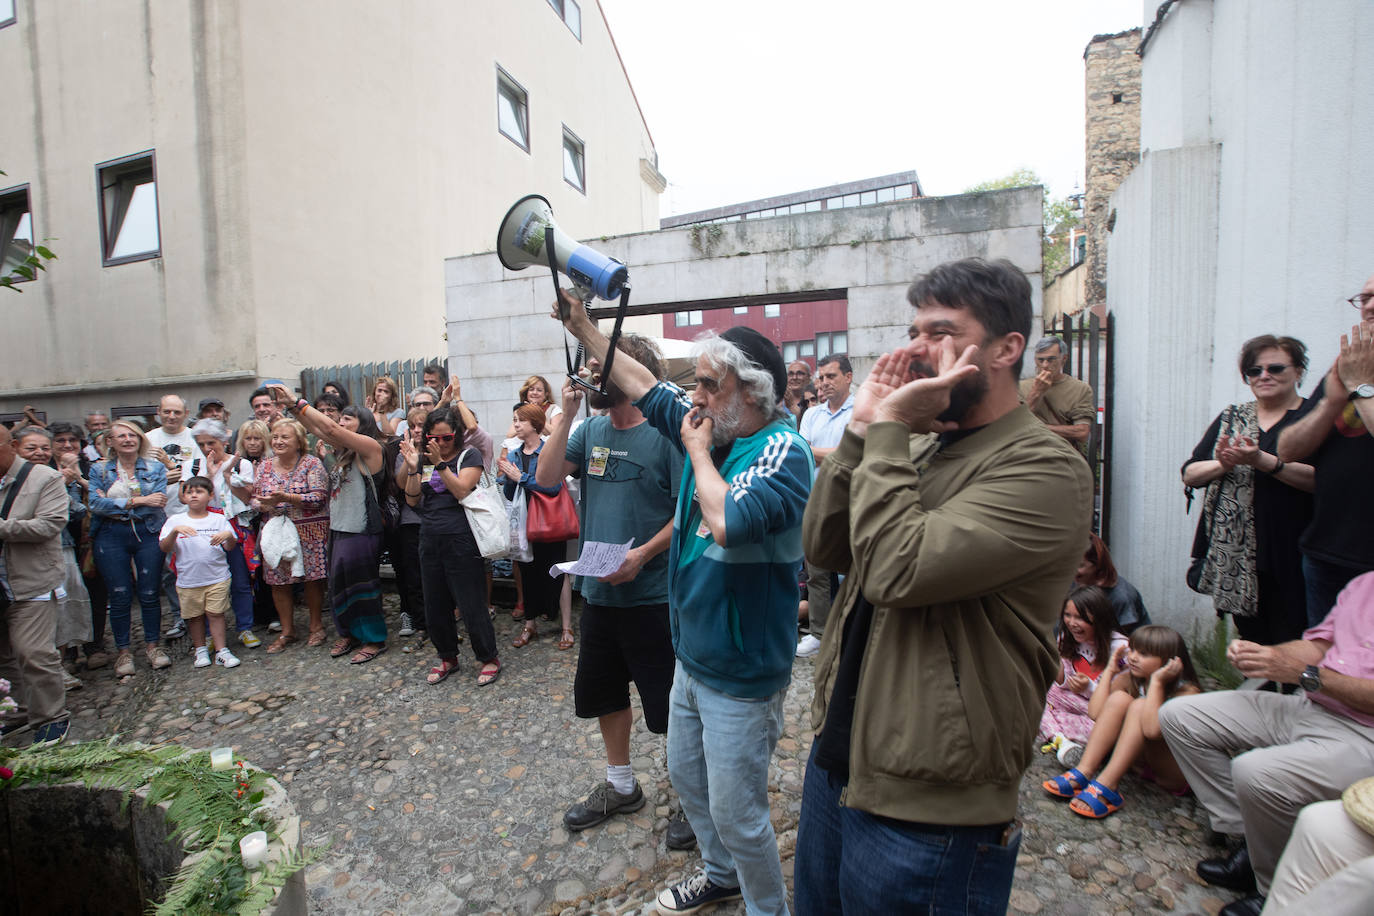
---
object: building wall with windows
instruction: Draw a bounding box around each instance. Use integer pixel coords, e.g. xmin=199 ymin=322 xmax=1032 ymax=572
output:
xmin=0 ymin=0 xmax=661 ymax=424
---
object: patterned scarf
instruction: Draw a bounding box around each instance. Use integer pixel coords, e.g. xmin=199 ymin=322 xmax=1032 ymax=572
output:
xmin=1196 ymin=402 xmax=1259 ymax=617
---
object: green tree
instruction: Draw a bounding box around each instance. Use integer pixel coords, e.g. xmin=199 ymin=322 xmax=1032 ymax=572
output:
xmin=965 ymin=168 xmax=1080 ymax=279
xmin=1 ymin=169 xmax=57 ymax=292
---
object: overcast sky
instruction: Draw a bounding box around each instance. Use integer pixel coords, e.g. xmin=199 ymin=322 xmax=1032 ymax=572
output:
xmin=596 ymin=0 xmax=1147 ymax=216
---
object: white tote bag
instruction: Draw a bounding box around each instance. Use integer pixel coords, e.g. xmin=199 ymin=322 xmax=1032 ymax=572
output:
xmin=457 ymin=449 xmax=511 ymax=559
xmin=506 ymin=488 xmax=533 ymax=563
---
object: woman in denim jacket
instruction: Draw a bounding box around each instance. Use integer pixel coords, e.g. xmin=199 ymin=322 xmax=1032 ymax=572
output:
xmin=88 ymin=419 xmax=171 ymax=677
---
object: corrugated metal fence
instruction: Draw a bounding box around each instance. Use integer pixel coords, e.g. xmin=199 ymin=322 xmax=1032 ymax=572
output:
xmin=300 ymin=358 xmax=446 ymax=410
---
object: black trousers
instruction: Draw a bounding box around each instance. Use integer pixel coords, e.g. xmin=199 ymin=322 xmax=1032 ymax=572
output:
xmin=419 ymin=533 xmax=498 ymax=665
xmin=518 ymin=539 xmax=566 ymax=622
xmin=387 ymin=524 xmax=425 ymax=624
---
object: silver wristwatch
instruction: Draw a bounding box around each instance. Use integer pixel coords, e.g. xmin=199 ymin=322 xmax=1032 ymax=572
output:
xmin=1350 ymin=384 xmax=1374 ymax=401
xmin=1299 ymin=665 xmax=1323 ymax=692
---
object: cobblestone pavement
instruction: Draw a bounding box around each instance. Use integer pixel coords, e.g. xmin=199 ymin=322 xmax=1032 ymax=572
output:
xmin=61 ymin=593 xmax=1246 ymax=915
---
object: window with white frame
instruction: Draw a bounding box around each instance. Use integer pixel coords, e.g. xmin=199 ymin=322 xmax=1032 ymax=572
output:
xmin=782 ymin=342 xmax=799 ymax=363
xmin=763 ymin=303 xmax=781 ymax=318
xmin=0 ymin=185 xmax=34 ymax=281
xmin=97 ymin=153 xmax=160 ymax=265
xmin=733 ymin=306 xmax=749 ymax=314
xmin=674 ymin=309 xmax=703 ymax=327
xmin=547 ymin=0 xmax=581 ymax=39
xmin=497 ymin=68 xmax=530 ymax=151
xmin=562 ymin=127 xmax=585 ymax=192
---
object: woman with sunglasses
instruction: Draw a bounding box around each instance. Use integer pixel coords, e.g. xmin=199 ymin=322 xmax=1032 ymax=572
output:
xmin=1182 ymin=335 xmax=1316 ymax=645
xmin=402 ymin=407 xmax=502 ymax=686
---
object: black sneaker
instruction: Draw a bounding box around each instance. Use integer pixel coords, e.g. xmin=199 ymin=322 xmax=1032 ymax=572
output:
xmin=563 ymin=780 xmax=645 ymax=831
xmin=655 ymin=871 xmax=741 ymax=913
xmin=32 ymin=718 xmax=69 ymax=747
xmin=665 ymin=809 xmax=697 ymax=850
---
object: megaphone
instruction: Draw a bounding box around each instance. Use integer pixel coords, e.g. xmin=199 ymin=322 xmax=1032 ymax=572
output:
xmin=497 ymin=195 xmax=628 ymax=301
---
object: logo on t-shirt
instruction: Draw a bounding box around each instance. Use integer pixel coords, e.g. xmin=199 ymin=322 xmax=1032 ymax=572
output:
xmin=1337 ymin=403 xmax=1368 ymax=437
xmin=585 ymin=445 xmax=645 ymax=483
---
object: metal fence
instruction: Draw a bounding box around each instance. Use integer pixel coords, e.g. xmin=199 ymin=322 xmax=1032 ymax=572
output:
xmin=1055 ymin=311 xmax=1113 ymax=536
xmin=299 ymin=357 xmax=446 ymax=409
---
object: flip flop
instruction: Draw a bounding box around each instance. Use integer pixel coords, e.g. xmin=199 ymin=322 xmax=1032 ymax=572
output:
xmin=330 ymin=637 xmax=360 ymax=658
xmin=1069 ymin=780 xmax=1124 ymax=819
xmin=307 ymin=629 xmax=328 ymax=648
xmin=427 ymin=659 xmax=458 ymax=685
xmin=264 ymin=634 xmax=297 ymax=655
xmin=349 ymin=645 xmax=387 ymax=665
xmin=476 ymin=661 xmax=501 ymax=687
xmin=1042 ymin=768 xmax=1090 ymax=799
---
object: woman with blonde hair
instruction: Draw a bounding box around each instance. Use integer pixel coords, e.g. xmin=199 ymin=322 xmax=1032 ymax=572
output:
xmin=253 ymin=418 xmax=329 ymax=652
xmin=366 ymin=376 xmax=405 ymax=435
xmin=88 ymin=419 xmax=171 ymax=676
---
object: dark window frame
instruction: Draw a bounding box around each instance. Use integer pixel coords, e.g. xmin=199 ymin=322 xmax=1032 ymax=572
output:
xmin=496 ymin=67 xmax=531 ymax=152
xmin=0 ymin=183 xmax=35 ymax=284
xmin=0 ymin=0 xmax=15 ymax=29
xmin=96 ymin=151 xmax=161 ymax=267
xmin=546 ymin=0 xmax=581 ymax=40
xmin=562 ymin=126 xmax=586 ymax=193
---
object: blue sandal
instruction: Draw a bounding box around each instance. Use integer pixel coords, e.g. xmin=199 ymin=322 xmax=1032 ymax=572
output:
xmin=1069 ymin=780 xmax=1125 ymax=819
xmin=1042 ymin=767 xmax=1090 ymax=799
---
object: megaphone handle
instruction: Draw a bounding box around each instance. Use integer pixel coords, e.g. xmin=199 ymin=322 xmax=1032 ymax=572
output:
xmin=547 ymin=228 xmax=570 ymax=320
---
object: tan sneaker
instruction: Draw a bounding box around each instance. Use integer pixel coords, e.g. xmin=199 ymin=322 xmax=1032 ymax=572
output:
xmin=85 ymin=650 xmax=109 ymax=670
xmin=145 ymin=645 xmax=172 ymax=670
xmin=114 ymin=650 xmax=135 ymax=677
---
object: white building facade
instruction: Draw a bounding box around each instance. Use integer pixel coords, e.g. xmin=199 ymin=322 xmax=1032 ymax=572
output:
xmin=1106 ymin=0 xmax=1374 ymax=632
xmin=0 ymin=0 xmax=662 ymax=423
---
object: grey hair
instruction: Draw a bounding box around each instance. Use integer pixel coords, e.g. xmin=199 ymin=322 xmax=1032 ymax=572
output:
xmin=408 ymin=386 xmax=439 ymax=403
xmin=159 ymin=393 xmax=188 ymax=411
xmin=1035 ymin=336 xmax=1067 ymax=357
xmin=192 ymin=418 xmax=232 ymax=443
xmin=13 ymin=425 xmax=52 ymax=443
xmin=692 ymin=332 xmax=787 ymax=422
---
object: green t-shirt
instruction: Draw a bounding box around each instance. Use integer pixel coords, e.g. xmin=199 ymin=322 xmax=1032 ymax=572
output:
xmin=566 ymin=415 xmax=683 ymax=607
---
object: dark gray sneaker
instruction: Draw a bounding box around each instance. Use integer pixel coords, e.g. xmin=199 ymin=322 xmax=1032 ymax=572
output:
xmin=563 ymin=780 xmax=645 ymax=831
xmin=665 ymin=809 xmax=697 ymax=850
xmin=655 ymin=870 xmax=742 ymax=913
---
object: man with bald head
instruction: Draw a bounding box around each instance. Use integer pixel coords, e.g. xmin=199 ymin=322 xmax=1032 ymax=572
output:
xmin=1277 ymin=272 xmax=1374 ymax=625
xmin=0 ymin=424 xmax=72 ymax=745
xmin=147 ymin=394 xmax=204 ymax=635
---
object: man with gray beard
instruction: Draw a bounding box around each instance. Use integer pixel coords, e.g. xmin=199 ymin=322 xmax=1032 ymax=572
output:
xmin=554 ymin=293 xmax=812 ymax=915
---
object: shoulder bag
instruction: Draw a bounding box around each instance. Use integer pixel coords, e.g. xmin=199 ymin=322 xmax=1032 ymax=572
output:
xmin=456 ymin=448 xmax=511 ymax=559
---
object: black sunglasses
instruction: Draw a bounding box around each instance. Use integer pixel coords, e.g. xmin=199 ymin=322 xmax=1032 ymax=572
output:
xmin=426 ymin=433 xmax=456 ymax=442
xmin=1244 ymin=363 xmax=1292 ymax=379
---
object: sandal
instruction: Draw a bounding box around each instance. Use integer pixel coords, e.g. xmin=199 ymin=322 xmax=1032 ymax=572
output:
xmin=427 ymin=659 xmax=459 ymax=685
xmin=511 ymin=602 xmax=525 ymax=622
xmin=330 ymin=637 xmax=360 ymax=659
xmin=350 ymin=644 xmax=387 ymax=665
xmin=1043 ymin=767 xmax=1090 ymax=799
xmin=477 ymin=661 xmax=501 ymax=687
xmin=264 ymin=634 xmax=297 ymax=654
xmin=307 ymin=629 xmax=328 ymax=648
xmin=558 ymin=628 xmax=575 ymax=651
xmin=1069 ymin=780 xmax=1124 ymax=819
xmin=512 ymin=625 xmax=537 ymax=648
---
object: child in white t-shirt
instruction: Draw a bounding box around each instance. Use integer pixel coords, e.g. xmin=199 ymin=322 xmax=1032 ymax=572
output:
xmin=158 ymin=476 xmax=241 ymax=669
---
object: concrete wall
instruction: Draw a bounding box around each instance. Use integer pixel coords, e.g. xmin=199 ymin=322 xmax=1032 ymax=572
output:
xmin=1106 ymin=0 xmax=1374 ymax=633
xmin=444 ymin=187 xmax=1044 ymax=433
xmin=0 ymin=0 xmax=660 ymax=426
xmin=1043 ymin=261 xmax=1086 ymax=326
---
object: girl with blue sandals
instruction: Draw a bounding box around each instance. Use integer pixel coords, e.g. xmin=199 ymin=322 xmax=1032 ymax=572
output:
xmin=1042 ymin=625 xmax=1201 ymax=818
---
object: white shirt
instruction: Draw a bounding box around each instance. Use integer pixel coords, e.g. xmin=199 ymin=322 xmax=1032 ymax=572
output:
xmin=147 ymin=427 xmax=205 ymax=515
xmin=159 ymin=512 xmax=233 ymax=588
xmin=799 ymin=393 xmax=855 ymax=451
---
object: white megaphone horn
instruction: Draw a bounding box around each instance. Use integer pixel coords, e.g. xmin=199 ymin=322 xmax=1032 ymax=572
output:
xmin=496 ymin=194 xmax=628 ymax=301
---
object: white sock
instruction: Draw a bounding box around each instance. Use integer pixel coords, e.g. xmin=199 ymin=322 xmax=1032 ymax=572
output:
xmin=606 ymin=763 xmax=635 ymax=795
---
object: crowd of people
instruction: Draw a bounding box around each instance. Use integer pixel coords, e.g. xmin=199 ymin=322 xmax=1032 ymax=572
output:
xmin=1 ymin=263 xmax=1372 ymax=915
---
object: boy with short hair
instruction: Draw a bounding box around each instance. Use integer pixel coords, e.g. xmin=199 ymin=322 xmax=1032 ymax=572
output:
xmin=158 ymin=476 xmax=241 ymax=669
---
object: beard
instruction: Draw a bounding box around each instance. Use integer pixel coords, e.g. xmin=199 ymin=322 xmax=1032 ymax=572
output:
xmin=908 ymin=358 xmax=990 ymax=424
xmin=586 ymin=376 xmax=626 ymax=410
xmin=702 ymin=395 xmax=747 ymax=447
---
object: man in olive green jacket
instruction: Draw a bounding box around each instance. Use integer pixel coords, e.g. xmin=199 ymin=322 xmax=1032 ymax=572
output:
xmin=795 ymin=258 xmax=1093 ymax=915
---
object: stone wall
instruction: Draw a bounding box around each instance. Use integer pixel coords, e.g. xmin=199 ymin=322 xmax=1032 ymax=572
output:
xmin=1083 ymin=29 xmax=1142 ymax=308
xmin=443 ymin=187 xmax=1044 ymax=433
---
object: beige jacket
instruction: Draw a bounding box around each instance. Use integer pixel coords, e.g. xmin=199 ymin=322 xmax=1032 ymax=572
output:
xmin=0 ymin=458 xmax=69 ymax=600
xmin=803 ymin=407 xmax=1092 ymax=825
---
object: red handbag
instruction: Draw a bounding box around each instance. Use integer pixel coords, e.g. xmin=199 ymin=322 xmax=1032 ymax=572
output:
xmin=526 ymin=486 xmax=579 ymax=543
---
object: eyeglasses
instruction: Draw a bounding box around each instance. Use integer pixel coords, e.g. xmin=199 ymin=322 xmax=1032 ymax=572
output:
xmin=1244 ymin=363 xmax=1292 ymax=379
xmin=695 ymin=374 xmax=722 ymax=394
xmin=1349 ymin=292 xmax=1374 ymax=309
xmin=426 ymin=433 xmax=456 ymax=443
xmin=412 ymin=401 xmax=435 ymax=408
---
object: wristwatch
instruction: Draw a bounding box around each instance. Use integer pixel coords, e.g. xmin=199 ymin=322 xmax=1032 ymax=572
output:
xmin=1299 ymin=665 xmax=1323 ymax=692
xmin=1349 ymin=384 xmax=1374 ymax=401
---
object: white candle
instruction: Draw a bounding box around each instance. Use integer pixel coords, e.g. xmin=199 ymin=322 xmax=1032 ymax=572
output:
xmin=210 ymin=747 xmax=233 ymax=771
xmin=240 ymin=831 xmax=268 ymax=870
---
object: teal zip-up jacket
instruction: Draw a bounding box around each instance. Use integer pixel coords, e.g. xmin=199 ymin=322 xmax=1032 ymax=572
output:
xmin=636 ymin=381 xmax=813 ymax=698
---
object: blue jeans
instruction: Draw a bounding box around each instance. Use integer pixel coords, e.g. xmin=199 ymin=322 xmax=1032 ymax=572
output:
xmin=667 ymin=661 xmax=789 ymax=916
xmin=92 ymin=523 xmax=164 ymax=649
xmin=1302 ymin=554 xmax=1365 ymax=628
xmin=226 ymin=545 xmax=254 ymax=632
xmin=795 ymin=745 xmax=1021 ymax=916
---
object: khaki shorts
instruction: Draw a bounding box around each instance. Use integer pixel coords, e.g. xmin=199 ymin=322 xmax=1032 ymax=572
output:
xmin=177 ymin=579 xmax=230 ymax=619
